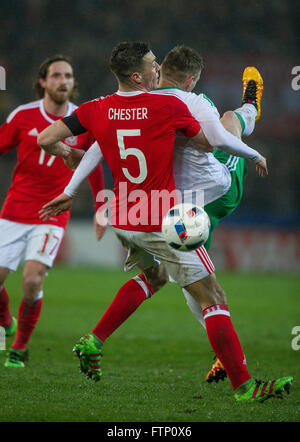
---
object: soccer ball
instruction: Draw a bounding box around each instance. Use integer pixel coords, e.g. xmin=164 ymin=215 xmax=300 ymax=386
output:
xmin=162 ymin=203 xmax=210 ymax=252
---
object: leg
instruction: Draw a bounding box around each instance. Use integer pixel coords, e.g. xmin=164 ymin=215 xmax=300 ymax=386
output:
xmin=0 ymin=267 xmax=14 ymax=329
xmin=22 ymin=260 xmax=47 ymax=301
xmin=191 ymin=275 xmax=293 ymax=400
xmin=10 ymin=260 xmax=47 ymax=351
xmin=0 ymin=220 xmax=28 ymax=331
xmin=184 ymin=273 xmax=251 ymax=391
xmin=184 ymin=272 xmax=227 ymax=310
xmin=73 ymin=262 xmax=168 ymax=382
xmin=0 ymin=267 xmax=10 ymax=286
xmin=10 ymin=224 xmax=65 ymax=352
xmin=91 ymin=263 xmax=168 ymax=343
xmin=220 ymin=110 xmax=243 ymax=139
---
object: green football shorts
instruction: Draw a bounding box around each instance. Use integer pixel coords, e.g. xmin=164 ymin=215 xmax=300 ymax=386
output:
xmin=204 ymin=148 xmax=248 ymax=251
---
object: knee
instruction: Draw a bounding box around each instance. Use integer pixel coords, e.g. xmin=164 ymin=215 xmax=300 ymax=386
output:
xmin=0 ymin=267 xmax=10 ymax=287
xmin=222 ymin=110 xmax=236 ymax=122
xmin=150 ymin=269 xmax=169 ymax=293
xmin=221 ymin=111 xmax=241 ymax=138
xmin=23 ymin=273 xmax=44 ymax=298
xmin=143 ymin=265 xmax=169 ymax=293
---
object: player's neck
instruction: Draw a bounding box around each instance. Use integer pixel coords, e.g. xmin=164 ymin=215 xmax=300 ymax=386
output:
xmin=43 ymin=95 xmax=69 ymax=117
xmin=158 ymin=77 xmax=182 ymax=90
xmin=118 ymin=81 xmax=148 ymax=93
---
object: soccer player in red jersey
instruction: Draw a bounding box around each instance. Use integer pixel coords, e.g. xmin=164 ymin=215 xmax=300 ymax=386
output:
xmin=38 ymin=42 xmax=292 ymax=402
xmin=0 ymin=55 xmax=105 ymax=367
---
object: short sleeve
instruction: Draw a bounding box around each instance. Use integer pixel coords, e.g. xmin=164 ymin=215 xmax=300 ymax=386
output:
xmin=75 ymin=99 xmax=99 ymax=132
xmin=0 ymin=110 xmax=20 ymax=154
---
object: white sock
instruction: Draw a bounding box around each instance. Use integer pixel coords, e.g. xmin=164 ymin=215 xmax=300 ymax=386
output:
xmin=234 ymin=103 xmax=257 ymax=136
xmin=182 ymin=288 xmax=206 ymax=329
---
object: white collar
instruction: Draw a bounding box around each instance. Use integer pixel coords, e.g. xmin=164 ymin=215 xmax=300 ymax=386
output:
xmin=116 ymin=90 xmax=146 ymax=97
xmin=39 ymin=99 xmax=73 ymax=123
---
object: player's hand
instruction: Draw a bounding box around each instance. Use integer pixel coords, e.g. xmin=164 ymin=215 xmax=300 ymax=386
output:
xmin=43 ymin=142 xmax=72 ymax=158
xmin=93 ymin=212 xmax=107 ymax=241
xmin=64 ymin=148 xmax=85 ymax=170
xmin=256 ymin=156 xmax=268 ymax=177
xmin=39 ymin=193 xmax=73 ymax=221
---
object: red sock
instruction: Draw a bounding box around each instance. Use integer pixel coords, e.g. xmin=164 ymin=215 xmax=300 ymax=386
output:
xmin=11 ymin=297 xmax=43 ymax=351
xmin=92 ymin=274 xmax=154 ymax=343
xmin=0 ymin=286 xmax=12 ymax=328
xmin=203 ymin=304 xmax=251 ymax=390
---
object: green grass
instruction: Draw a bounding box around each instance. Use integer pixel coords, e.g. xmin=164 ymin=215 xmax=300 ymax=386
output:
xmin=0 ymin=267 xmax=299 ymax=423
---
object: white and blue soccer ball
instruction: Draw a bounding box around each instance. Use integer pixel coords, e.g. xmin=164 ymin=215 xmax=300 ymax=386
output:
xmin=162 ymin=203 xmax=211 ymax=252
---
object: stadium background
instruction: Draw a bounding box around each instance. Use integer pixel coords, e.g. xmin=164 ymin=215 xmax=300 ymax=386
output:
xmin=0 ymin=0 xmax=299 ymax=272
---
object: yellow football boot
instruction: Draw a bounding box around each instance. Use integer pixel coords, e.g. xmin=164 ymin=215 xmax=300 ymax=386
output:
xmin=242 ymin=67 xmax=263 ymax=121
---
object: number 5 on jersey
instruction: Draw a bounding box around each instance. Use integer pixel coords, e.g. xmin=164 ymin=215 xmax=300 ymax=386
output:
xmin=117 ymin=129 xmax=147 ymax=184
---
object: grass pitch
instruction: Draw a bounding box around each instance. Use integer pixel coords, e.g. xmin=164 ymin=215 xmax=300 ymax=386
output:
xmin=0 ymin=266 xmax=299 ymax=423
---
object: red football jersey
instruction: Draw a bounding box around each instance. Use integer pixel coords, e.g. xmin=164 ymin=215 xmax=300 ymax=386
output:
xmin=73 ymin=91 xmax=200 ymax=231
xmin=0 ymin=99 xmax=103 ymax=228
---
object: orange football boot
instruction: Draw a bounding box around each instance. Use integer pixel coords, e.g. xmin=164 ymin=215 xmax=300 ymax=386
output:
xmin=242 ymin=67 xmax=263 ymax=121
xmin=205 ymin=357 xmax=227 ymax=383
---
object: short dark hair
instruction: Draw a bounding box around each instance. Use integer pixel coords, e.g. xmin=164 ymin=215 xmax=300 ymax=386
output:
xmin=109 ymin=41 xmax=151 ymax=84
xmin=161 ymin=45 xmax=204 ymax=83
xmin=33 ymin=55 xmax=78 ymax=99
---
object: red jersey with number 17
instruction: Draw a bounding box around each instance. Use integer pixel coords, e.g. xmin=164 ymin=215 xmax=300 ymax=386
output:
xmin=72 ymin=90 xmax=201 ymax=231
xmin=0 ymin=99 xmax=98 ymax=229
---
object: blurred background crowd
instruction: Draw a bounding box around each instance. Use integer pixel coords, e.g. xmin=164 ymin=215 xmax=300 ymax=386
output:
xmin=0 ymin=0 xmax=299 ymax=270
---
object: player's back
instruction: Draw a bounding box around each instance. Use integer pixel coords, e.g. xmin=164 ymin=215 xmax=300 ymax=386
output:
xmin=75 ymin=91 xmax=200 ymax=231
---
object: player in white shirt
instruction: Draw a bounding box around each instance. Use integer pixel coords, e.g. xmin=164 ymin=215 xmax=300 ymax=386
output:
xmin=155 ymin=45 xmax=265 ymax=382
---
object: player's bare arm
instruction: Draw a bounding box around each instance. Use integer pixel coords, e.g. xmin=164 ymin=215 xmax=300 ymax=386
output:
xmin=38 ymin=118 xmax=86 ymax=169
xmin=37 ymin=119 xmax=73 ymax=157
xmin=191 ymin=131 xmax=214 ymax=152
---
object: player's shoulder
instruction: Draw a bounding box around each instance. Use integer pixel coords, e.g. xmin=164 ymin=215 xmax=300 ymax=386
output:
xmin=75 ymin=96 xmax=106 ymax=111
xmin=198 ymin=93 xmax=217 ymax=108
xmin=187 ymin=92 xmax=220 ymax=119
xmin=6 ymin=99 xmax=41 ymax=123
xmin=149 ymin=88 xmax=190 ymax=108
xmin=150 ymin=88 xmax=185 ymax=99
xmin=150 ymin=88 xmax=201 ymax=108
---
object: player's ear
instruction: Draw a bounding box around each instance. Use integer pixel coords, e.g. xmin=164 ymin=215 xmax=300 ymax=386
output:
xmin=131 ymin=72 xmax=143 ymax=84
xmin=38 ymin=77 xmax=46 ymax=90
xmin=186 ymin=76 xmax=194 ymax=89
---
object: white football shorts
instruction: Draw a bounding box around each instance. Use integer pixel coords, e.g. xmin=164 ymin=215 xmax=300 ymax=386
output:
xmin=0 ymin=219 xmax=65 ymax=271
xmin=113 ymin=227 xmax=215 ymax=287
